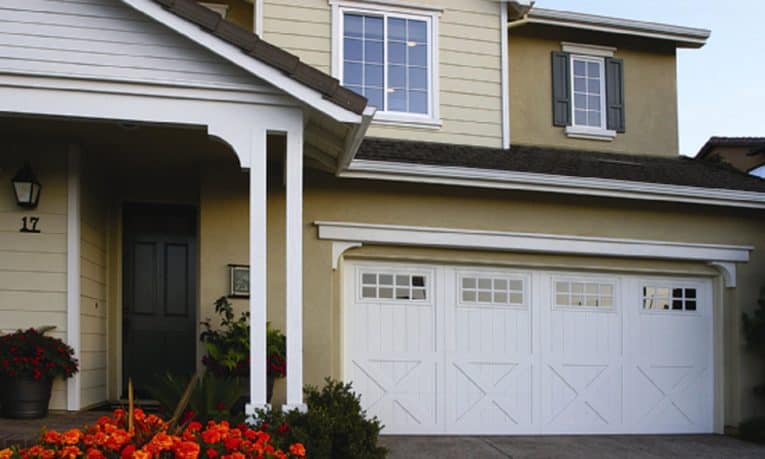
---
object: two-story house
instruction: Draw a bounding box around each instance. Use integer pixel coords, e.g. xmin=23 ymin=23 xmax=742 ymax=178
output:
xmin=0 ymin=0 xmax=763 ymax=436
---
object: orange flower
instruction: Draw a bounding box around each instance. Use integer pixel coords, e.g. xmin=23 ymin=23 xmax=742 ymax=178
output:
xmin=222 ymin=437 xmax=241 ymax=452
xmin=288 ymin=443 xmax=306 ymax=458
xmin=85 ymin=448 xmax=105 ymax=459
xmin=272 ymin=452 xmax=287 ymax=459
xmin=174 ymin=441 xmax=200 ymax=459
xmin=58 ymin=446 xmax=81 ymax=459
xmin=200 ymin=429 xmax=221 ymax=445
xmin=149 ymin=433 xmax=174 ymax=451
xmin=132 ymin=450 xmax=151 ymax=459
xmin=0 ymin=448 xmax=13 ymax=459
xmin=42 ymin=431 xmax=61 ymax=445
xmin=105 ymin=430 xmax=132 ymax=451
xmin=220 ymin=453 xmax=244 ymax=459
xmin=62 ymin=430 xmax=82 ymax=446
xmin=133 ymin=409 xmax=146 ymax=422
xmin=40 ymin=449 xmax=55 ymax=459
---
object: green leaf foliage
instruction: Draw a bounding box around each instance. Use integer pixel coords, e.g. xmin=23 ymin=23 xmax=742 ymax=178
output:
xmin=145 ymin=372 xmax=245 ymax=425
xmin=256 ymin=379 xmax=387 ymax=459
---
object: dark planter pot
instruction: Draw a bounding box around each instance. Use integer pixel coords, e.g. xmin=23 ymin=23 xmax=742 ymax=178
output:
xmin=1 ymin=376 xmax=53 ymax=419
xmin=231 ymin=376 xmax=276 ymax=416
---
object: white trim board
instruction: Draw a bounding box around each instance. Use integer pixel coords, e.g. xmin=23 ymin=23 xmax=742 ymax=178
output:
xmin=339 ymin=160 xmax=765 ymax=209
xmin=315 ymin=221 xmax=752 ymax=263
xmin=525 ymin=8 xmax=710 ymax=48
xmin=66 ymin=146 xmax=81 ymax=411
xmin=118 ymin=0 xmax=362 ymax=124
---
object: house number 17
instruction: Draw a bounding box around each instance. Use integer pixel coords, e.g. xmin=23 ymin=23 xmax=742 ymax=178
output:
xmin=20 ymin=217 xmax=40 ymax=233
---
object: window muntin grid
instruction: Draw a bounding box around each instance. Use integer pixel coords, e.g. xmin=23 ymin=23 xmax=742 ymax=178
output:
xmin=642 ymin=286 xmax=697 ymax=312
xmin=342 ymin=12 xmax=430 ymax=115
xmin=571 ymin=55 xmax=605 ymax=129
xmin=360 ymin=272 xmax=427 ymax=301
xmin=460 ymin=276 xmax=525 ymax=306
xmin=555 ymin=280 xmax=614 ymax=308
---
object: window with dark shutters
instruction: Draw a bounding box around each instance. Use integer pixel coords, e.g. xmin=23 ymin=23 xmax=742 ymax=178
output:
xmin=551 ymin=50 xmax=625 ymax=135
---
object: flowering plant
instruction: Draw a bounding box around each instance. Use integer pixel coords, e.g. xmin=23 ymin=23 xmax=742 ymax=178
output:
xmin=0 ymin=328 xmax=78 ymax=380
xmin=200 ymin=298 xmax=286 ymax=379
xmin=0 ymin=409 xmax=306 ymax=459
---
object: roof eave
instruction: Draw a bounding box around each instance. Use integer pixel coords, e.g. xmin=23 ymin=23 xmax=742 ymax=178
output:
xmin=339 ymin=159 xmax=765 ymax=210
xmin=522 ymin=8 xmax=710 ymax=48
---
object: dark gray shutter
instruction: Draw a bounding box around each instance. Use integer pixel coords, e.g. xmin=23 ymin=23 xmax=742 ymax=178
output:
xmin=551 ymin=51 xmax=571 ymax=127
xmin=605 ymin=57 xmax=625 ymax=133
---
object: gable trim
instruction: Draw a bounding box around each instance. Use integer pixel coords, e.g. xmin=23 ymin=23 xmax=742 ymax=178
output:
xmin=120 ymin=0 xmax=364 ymax=123
xmin=315 ymin=221 xmax=752 ymax=263
xmin=339 ymin=159 xmax=765 ymax=209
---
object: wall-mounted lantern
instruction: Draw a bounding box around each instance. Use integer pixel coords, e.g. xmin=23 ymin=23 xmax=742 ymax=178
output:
xmin=12 ymin=162 xmax=42 ymax=209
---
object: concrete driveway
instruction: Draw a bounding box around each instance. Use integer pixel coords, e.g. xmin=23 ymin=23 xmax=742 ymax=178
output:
xmin=379 ymin=435 xmax=765 ymax=458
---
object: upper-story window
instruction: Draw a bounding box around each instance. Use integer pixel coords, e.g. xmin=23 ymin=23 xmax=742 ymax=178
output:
xmin=332 ymin=1 xmax=441 ymax=127
xmin=571 ymin=56 xmax=605 ymax=129
xmin=552 ymin=43 xmax=625 ymax=141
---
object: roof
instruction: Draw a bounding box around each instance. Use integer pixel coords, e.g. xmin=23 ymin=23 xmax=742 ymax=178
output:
xmin=696 ymin=137 xmax=765 ymax=159
xmin=513 ymin=6 xmax=710 ymax=48
xmin=151 ymin=0 xmax=367 ymax=115
xmin=356 ymin=138 xmax=765 ymax=193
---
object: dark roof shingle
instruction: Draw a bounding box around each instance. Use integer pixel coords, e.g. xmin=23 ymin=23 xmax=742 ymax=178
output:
xmin=696 ymin=136 xmax=765 ymax=158
xmin=152 ymin=0 xmax=367 ymax=115
xmin=357 ymin=138 xmax=765 ymax=193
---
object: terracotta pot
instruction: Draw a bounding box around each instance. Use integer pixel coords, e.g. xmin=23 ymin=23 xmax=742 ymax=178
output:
xmin=1 ymin=376 xmax=53 ymax=419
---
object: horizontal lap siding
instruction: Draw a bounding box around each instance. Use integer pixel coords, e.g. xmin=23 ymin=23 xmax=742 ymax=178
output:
xmin=263 ymin=0 xmax=503 ymax=147
xmin=0 ymin=0 xmax=274 ymax=91
xmin=0 ymin=147 xmax=68 ymax=409
xmin=80 ymin=159 xmax=108 ymax=408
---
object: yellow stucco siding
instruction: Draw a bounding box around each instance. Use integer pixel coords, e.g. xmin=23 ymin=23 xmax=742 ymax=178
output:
xmin=0 ymin=145 xmax=69 ymax=409
xmin=262 ymin=0 xmax=504 ymax=147
xmin=195 ymin=162 xmax=765 ymax=425
xmin=509 ymin=26 xmax=680 ymax=157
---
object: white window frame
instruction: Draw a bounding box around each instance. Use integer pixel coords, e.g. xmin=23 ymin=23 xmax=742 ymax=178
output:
xmin=562 ymin=42 xmax=617 ymax=141
xmin=198 ymin=2 xmax=229 ymax=18
xmin=331 ymin=0 xmax=442 ymax=128
xmin=552 ymin=276 xmax=618 ymax=313
xmin=640 ymin=283 xmax=701 ymax=315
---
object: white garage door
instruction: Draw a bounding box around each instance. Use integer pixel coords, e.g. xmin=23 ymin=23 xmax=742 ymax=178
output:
xmin=344 ymin=262 xmax=714 ymax=435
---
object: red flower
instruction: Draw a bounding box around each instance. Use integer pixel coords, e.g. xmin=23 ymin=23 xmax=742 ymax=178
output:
xmin=276 ymin=423 xmax=290 ymax=434
xmin=206 ymin=448 xmax=219 ymax=458
xmin=121 ymin=445 xmax=136 ymax=459
xmin=215 ymin=402 xmax=226 ymax=411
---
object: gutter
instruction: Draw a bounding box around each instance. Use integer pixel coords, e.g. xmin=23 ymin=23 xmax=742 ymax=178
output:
xmin=338 ymin=159 xmax=765 ymax=210
xmin=337 ymin=106 xmax=377 ymax=172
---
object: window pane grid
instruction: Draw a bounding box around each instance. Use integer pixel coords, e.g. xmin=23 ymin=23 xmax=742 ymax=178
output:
xmin=461 ymin=276 xmax=524 ymax=306
xmin=342 ymin=11 xmax=429 ymax=115
xmin=642 ymin=286 xmax=697 ymax=312
xmin=361 ymin=272 xmax=427 ymax=301
xmin=572 ymin=56 xmax=603 ymax=128
xmin=555 ymin=280 xmax=614 ymax=308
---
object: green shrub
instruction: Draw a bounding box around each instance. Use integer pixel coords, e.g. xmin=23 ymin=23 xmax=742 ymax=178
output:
xmin=256 ymin=379 xmax=387 ymax=459
xmin=145 ymin=372 xmax=245 ymax=425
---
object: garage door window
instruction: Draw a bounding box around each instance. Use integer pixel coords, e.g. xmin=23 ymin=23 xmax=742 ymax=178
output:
xmin=361 ymin=272 xmax=427 ymax=301
xmin=642 ymin=286 xmax=697 ymax=312
xmin=461 ymin=275 xmax=524 ymax=306
xmin=555 ymin=280 xmax=614 ymax=309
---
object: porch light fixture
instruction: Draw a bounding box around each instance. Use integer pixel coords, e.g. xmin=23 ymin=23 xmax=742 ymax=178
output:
xmin=12 ymin=162 xmax=42 ymax=208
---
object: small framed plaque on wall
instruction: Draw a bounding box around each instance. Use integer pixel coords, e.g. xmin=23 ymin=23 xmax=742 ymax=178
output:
xmin=228 ymin=264 xmax=250 ymax=298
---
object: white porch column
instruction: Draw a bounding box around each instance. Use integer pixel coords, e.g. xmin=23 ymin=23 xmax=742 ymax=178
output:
xmin=66 ymin=145 xmax=81 ymax=411
xmin=246 ymin=128 xmax=269 ymax=417
xmin=284 ymin=121 xmax=307 ymax=412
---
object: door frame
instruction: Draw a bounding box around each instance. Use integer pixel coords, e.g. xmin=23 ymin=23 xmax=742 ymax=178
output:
xmin=115 ymin=201 xmax=200 ymax=399
xmin=341 ymin=258 xmax=721 ymax=435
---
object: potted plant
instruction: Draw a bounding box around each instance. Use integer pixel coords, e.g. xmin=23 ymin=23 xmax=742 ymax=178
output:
xmin=0 ymin=327 xmax=78 ymax=419
xmin=200 ymin=297 xmax=286 ymax=402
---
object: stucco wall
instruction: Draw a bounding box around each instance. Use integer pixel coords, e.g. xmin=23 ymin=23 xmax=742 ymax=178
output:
xmin=0 ymin=144 xmax=68 ymax=409
xmin=508 ymin=26 xmax=680 ymax=157
xmin=261 ymin=0 xmax=505 ymax=147
xmin=196 ymin=161 xmax=764 ymax=426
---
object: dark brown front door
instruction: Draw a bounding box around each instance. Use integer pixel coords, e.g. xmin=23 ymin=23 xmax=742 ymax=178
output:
xmin=122 ymin=204 xmax=197 ymax=397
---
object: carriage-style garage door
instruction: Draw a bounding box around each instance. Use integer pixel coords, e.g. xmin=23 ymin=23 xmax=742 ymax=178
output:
xmin=343 ymin=262 xmax=714 ymax=435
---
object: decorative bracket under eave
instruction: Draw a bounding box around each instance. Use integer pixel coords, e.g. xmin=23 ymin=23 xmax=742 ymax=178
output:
xmin=332 ymin=241 xmax=363 ymax=270
xmin=708 ymin=261 xmax=736 ymax=288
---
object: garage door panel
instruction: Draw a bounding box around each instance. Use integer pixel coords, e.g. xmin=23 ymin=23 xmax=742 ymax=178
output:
xmin=346 ymin=262 xmax=714 ymax=435
xmin=446 ymin=357 xmax=534 ymax=433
